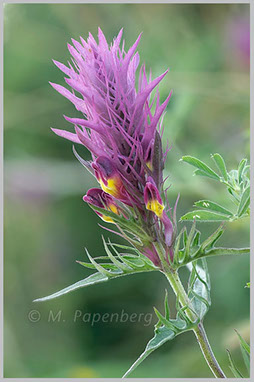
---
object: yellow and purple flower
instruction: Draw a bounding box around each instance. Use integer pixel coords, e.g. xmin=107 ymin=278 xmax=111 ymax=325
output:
xmin=83 ymin=188 xmax=120 ymax=224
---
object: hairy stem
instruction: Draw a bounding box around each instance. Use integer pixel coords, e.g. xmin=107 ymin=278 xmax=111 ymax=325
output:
xmin=193 ymin=323 xmax=226 ymax=378
xmin=154 ymin=242 xmax=226 ymax=378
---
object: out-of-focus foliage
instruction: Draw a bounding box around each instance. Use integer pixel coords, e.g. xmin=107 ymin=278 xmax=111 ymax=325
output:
xmin=180 ymin=154 xmax=250 ymax=221
xmin=4 ymin=3 xmax=249 ymax=378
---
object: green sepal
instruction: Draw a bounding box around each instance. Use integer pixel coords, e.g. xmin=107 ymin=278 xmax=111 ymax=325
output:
xmin=89 ymin=204 xmax=150 ymax=242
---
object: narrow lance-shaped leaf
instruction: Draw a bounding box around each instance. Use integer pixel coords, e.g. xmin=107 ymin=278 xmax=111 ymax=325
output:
xmin=164 ymin=289 xmax=170 ymax=320
xmin=227 ymin=349 xmax=244 ymax=378
xmin=200 ymin=224 xmax=225 ymax=252
xmin=34 ymin=273 xmax=109 ymax=302
xmin=77 ymin=260 xmax=119 ymax=272
xmin=34 ymin=244 xmax=157 ymax=302
xmin=102 ymin=237 xmax=131 ymax=271
xmin=185 ymin=221 xmax=196 ymax=259
xmin=235 ymin=330 xmax=250 ymax=373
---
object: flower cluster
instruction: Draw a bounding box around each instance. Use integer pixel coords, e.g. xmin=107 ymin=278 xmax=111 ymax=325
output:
xmin=51 ymin=28 xmax=175 ymax=267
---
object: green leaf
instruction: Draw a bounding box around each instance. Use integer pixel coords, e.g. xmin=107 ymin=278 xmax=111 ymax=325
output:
xmin=164 ymin=289 xmax=170 ymax=320
xmin=183 ymin=227 xmax=188 ymax=247
xmin=235 ymin=330 xmax=250 ymax=354
xmin=153 ymin=308 xmax=179 ymax=332
xmin=185 ymin=221 xmax=196 ymax=259
xmin=235 ymin=330 xmax=250 ymax=373
xmin=194 ymin=200 xmax=233 ymax=217
xmin=180 ymin=210 xmax=231 ymax=222
xmin=85 ymin=248 xmax=116 ymax=277
xmin=211 ymin=153 xmax=228 ymax=181
xmin=237 ymin=186 xmax=250 ymax=217
xmin=123 ymin=326 xmax=176 ymax=378
xmin=34 ymin=272 xmax=109 ymax=302
xmin=34 ymin=241 xmax=158 ymax=302
xmin=227 ymin=349 xmax=244 ymax=378
xmin=192 ymin=230 xmax=201 ymax=247
xmin=102 ymin=237 xmax=131 ymax=271
xmin=34 ymin=262 xmax=156 ymax=302
xmin=199 ymin=247 xmax=250 ymax=260
xmin=194 ymin=169 xmax=216 ymax=179
xmin=200 ymin=225 xmax=225 ymax=252
xmin=123 ymin=285 xmax=196 ymax=378
xmin=77 ymin=260 xmax=119 ymax=272
xmin=188 ymin=260 xmax=211 ymax=320
xmin=181 ymin=156 xmax=220 ymax=180
xmin=173 ymin=228 xmax=184 ymax=264
xmin=238 ymin=159 xmax=248 ymax=184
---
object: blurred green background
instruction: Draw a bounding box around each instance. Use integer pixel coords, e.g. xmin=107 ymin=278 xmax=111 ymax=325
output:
xmin=4 ymin=3 xmax=250 ymax=378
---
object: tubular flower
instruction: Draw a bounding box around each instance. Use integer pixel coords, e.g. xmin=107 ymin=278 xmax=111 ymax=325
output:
xmin=83 ymin=188 xmax=120 ymax=223
xmin=144 ymin=177 xmax=164 ymax=218
xmin=51 ymin=28 xmax=176 ymax=267
xmin=144 ymin=177 xmax=174 ymax=247
xmin=92 ymin=156 xmax=127 ymax=201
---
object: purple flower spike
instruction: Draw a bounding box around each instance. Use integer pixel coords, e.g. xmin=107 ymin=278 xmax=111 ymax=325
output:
xmin=51 ymin=28 xmax=171 ymax=205
xmin=52 ymin=28 xmax=176 ymax=266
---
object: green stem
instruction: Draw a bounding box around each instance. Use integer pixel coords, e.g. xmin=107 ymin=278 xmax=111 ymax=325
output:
xmin=154 ymin=242 xmax=226 ymax=378
xmin=193 ymin=323 xmax=226 ymax=378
